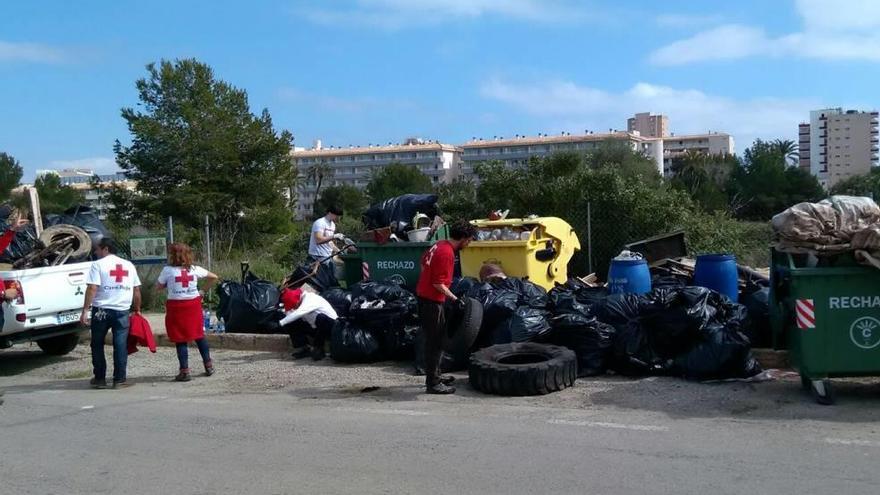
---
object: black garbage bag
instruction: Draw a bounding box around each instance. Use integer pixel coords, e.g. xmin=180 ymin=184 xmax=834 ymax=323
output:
xmin=553 ymin=278 xmax=607 ymax=308
xmin=494 ymin=277 xmax=549 ymax=309
xmin=549 ymin=287 xmax=593 ymax=317
xmin=217 ymin=273 xmax=281 ymax=334
xmin=413 ymin=327 xmax=459 ymax=374
xmin=0 ymin=224 xmax=38 ymax=264
xmin=741 ymin=287 xmax=771 ymax=347
xmin=330 ymin=319 xmax=383 ymax=363
xmin=351 ymin=281 xmax=417 ymax=317
xmin=640 ymin=287 xmax=716 ymax=358
xmin=492 ymin=306 xmax=552 ymax=344
xmin=594 ymin=293 xmax=645 ymax=329
xmin=321 ymin=288 xmax=353 ymax=317
xmin=672 ymin=324 xmax=762 ymax=380
xmin=288 ymin=261 xmax=339 ymax=293
xmin=382 ymin=325 xmax=417 ymax=361
xmin=550 ymin=314 xmax=616 ymax=377
xmin=481 ymin=289 xmax=520 ymax=328
xmin=363 ymin=194 xmax=439 ymax=234
xmin=651 ymin=274 xmax=689 ymax=289
xmin=451 ymin=277 xmax=479 ymax=298
xmin=609 ymin=323 xmax=674 ymax=376
xmin=44 ymin=205 xmax=110 ymax=248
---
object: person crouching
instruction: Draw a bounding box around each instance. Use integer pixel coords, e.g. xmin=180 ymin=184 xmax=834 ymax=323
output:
xmin=156 ymin=243 xmax=219 ymax=382
xmin=280 ymin=288 xmax=337 ymax=361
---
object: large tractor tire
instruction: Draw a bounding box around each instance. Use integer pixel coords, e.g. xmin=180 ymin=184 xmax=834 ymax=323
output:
xmin=469 ymin=343 xmax=577 ymax=396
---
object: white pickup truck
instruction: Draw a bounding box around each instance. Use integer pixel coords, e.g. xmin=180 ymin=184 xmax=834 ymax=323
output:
xmin=0 ymin=261 xmax=91 ymax=355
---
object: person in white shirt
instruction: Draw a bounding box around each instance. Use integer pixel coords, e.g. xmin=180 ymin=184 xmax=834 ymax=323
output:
xmin=279 ymin=288 xmax=338 ymax=361
xmin=308 ymin=206 xmax=346 ymax=264
xmin=156 ymin=243 xmax=219 ymax=382
xmin=80 ymin=238 xmax=142 ymax=389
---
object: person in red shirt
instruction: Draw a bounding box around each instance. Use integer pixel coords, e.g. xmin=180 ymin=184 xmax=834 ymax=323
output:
xmin=415 ymin=221 xmax=477 ymax=395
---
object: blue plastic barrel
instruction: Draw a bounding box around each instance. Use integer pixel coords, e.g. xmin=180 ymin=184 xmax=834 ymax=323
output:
xmin=607 ymin=259 xmax=651 ymax=295
xmin=694 ymin=254 xmax=738 ymax=302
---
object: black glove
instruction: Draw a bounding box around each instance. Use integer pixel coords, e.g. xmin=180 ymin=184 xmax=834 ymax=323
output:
xmin=453 ymin=297 xmax=467 ymax=312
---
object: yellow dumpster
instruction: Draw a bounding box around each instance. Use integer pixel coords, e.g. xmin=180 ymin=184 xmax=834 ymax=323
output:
xmin=460 ymin=217 xmax=581 ymax=290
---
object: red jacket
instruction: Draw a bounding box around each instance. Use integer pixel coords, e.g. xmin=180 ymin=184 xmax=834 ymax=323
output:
xmin=128 ymin=313 xmax=157 ymax=354
xmin=416 ymin=240 xmax=455 ymax=303
xmin=0 ymin=228 xmax=15 ymax=254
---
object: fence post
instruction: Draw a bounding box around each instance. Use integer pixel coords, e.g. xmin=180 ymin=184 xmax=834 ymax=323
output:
xmin=586 ymin=201 xmax=593 ymax=275
xmin=204 ymin=215 xmax=212 ymax=271
xmin=167 ymin=216 xmax=174 ymax=244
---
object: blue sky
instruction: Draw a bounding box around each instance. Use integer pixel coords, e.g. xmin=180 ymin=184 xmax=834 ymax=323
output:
xmin=2 ymin=0 xmax=879 ymax=180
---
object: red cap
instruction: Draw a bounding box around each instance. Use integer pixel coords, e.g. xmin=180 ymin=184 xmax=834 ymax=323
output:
xmin=281 ymin=288 xmax=303 ymax=311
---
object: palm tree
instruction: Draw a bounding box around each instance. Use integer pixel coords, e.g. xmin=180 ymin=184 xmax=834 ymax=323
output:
xmin=771 ymin=139 xmax=799 ymax=166
xmin=306 ymin=159 xmax=333 ymax=217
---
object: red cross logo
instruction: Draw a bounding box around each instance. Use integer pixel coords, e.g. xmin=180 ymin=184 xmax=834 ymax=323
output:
xmin=109 ymin=264 xmax=129 ymax=283
xmin=175 ymin=269 xmax=194 ymax=288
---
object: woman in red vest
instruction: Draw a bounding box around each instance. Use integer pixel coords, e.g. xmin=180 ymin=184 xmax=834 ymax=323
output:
xmin=156 ymin=243 xmax=219 ymax=382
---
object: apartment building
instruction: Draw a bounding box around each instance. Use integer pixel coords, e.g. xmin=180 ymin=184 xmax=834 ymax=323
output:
xmin=291 ymin=139 xmax=462 ymax=219
xmin=35 ymin=168 xmax=136 ymax=219
xmin=798 ymin=123 xmax=811 ymax=172
xmin=459 ymin=132 xmax=664 ymax=177
xmin=627 ymin=112 xmax=669 ymax=138
xmin=799 ymin=108 xmax=879 ymax=188
xmin=662 ymin=132 xmax=735 ymax=173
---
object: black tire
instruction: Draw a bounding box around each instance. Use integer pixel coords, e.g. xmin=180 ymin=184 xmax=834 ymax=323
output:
xmin=36 ymin=332 xmax=80 ymax=356
xmin=445 ymin=297 xmax=483 ymax=370
xmin=39 ymin=225 xmax=92 ymax=261
xmin=469 ymin=343 xmax=577 ymax=396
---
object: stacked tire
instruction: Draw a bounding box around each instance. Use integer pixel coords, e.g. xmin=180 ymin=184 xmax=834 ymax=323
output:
xmin=469 ymin=343 xmax=577 ymax=396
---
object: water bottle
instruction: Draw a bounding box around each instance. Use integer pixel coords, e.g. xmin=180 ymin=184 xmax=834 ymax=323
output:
xmin=203 ymin=309 xmax=213 ymax=333
xmin=215 ymin=313 xmax=225 ymax=334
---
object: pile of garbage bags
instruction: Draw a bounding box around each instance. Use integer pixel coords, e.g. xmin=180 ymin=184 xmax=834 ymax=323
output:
xmin=326 ymin=281 xmax=419 ymax=363
xmin=454 ymin=275 xmax=762 ymax=381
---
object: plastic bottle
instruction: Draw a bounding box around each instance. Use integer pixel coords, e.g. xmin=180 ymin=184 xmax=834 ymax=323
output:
xmin=203 ymin=309 xmax=213 ymax=333
xmin=215 ymin=313 xmax=225 ymax=334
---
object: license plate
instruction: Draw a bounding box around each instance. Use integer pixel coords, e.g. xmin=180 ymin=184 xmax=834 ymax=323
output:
xmin=57 ymin=311 xmax=80 ymax=325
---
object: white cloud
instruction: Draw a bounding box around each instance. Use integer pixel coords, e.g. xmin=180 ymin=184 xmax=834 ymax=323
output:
xmin=48 ymin=157 xmax=119 ymax=174
xmin=0 ymin=40 xmax=66 ymax=64
xmin=296 ymin=0 xmax=588 ymax=29
xmin=650 ymin=0 xmax=880 ymax=65
xmin=481 ymin=78 xmax=821 ymax=147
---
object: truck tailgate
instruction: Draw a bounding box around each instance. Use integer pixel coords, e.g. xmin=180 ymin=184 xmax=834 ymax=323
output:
xmin=1 ymin=261 xmax=91 ymax=334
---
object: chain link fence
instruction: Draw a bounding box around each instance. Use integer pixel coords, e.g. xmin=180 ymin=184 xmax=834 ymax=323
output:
xmin=565 ymin=203 xmax=666 ymax=280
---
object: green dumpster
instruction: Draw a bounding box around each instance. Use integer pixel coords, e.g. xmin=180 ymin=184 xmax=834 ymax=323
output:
xmin=347 ymin=226 xmax=449 ymax=289
xmin=770 ymin=249 xmax=880 ymax=404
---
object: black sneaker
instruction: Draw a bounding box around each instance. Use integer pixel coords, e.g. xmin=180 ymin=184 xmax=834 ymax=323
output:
xmin=204 ymin=362 xmax=215 ymax=377
xmin=112 ymin=380 xmax=134 ymax=389
xmin=174 ymin=371 xmax=191 ymax=382
xmin=426 ymin=383 xmax=456 ymax=395
xmin=439 ymin=375 xmax=456 ymax=386
xmin=90 ymin=378 xmax=107 ymax=389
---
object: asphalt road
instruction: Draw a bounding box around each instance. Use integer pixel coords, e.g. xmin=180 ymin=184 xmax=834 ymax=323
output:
xmin=2 ymin=345 xmax=880 ymax=495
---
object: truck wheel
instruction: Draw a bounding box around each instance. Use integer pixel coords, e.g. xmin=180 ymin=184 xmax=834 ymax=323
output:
xmin=811 ymin=379 xmax=835 ymax=406
xmin=469 ymin=343 xmax=577 ymax=396
xmin=37 ymin=333 xmax=80 ymax=356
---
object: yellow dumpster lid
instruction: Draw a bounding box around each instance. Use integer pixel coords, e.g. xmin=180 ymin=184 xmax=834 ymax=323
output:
xmin=470 ymin=217 xmax=581 ymax=250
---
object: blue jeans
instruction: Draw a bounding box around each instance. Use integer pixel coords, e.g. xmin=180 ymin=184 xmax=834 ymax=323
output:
xmin=176 ymin=339 xmax=211 ymax=370
xmin=90 ymin=308 xmax=130 ymax=383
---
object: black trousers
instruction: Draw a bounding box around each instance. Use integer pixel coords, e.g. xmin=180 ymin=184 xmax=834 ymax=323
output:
xmin=285 ymin=314 xmax=335 ymax=350
xmin=418 ymin=298 xmax=446 ymax=388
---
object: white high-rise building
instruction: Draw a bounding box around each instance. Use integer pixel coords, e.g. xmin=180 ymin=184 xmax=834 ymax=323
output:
xmin=801 ymin=108 xmax=879 ymax=188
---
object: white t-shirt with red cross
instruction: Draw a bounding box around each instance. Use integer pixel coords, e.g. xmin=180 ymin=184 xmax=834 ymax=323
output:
xmin=157 ymin=265 xmax=210 ymax=301
xmin=86 ymin=254 xmax=142 ymax=311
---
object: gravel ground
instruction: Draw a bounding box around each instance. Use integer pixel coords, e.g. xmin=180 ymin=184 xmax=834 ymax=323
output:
xmin=4 ymin=342 xmax=880 ymax=420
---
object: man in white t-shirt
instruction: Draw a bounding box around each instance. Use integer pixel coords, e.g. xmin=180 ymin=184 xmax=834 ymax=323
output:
xmin=80 ymin=238 xmax=142 ymax=389
xmin=308 ymin=206 xmax=345 ymax=263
